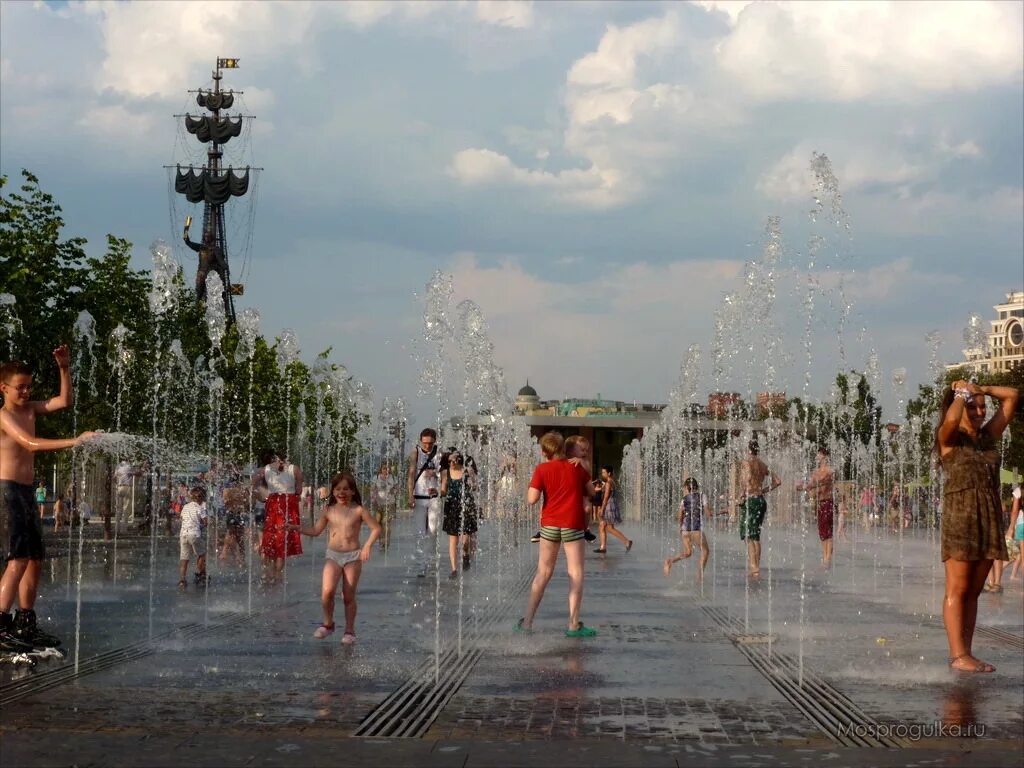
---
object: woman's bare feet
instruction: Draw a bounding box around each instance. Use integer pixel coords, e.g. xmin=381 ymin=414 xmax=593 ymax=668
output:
xmin=663 ymin=558 xmax=672 ymax=576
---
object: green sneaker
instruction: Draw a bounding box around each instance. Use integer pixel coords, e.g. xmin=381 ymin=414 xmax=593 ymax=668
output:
xmin=565 ymin=622 xmax=597 ymax=638
xmin=514 ymin=618 xmax=533 ymax=634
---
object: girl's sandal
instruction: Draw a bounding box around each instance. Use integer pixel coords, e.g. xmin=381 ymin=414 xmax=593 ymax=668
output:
xmin=949 ymin=655 xmax=995 ymax=674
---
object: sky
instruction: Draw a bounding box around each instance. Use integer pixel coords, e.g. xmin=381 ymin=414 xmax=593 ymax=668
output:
xmin=2 ymin=0 xmax=1022 ymax=424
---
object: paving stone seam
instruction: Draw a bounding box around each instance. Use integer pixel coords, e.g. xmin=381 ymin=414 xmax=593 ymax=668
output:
xmin=972 ymin=624 xmax=1024 ymax=651
xmin=354 ymin=569 xmax=533 ymax=738
xmin=0 ymin=611 xmax=260 ymax=706
xmin=702 ymin=605 xmax=911 ymax=749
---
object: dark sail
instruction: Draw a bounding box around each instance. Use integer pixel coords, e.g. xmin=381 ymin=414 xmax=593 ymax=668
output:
xmin=175 ymin=166 xmax=250 ymax=205
xmin=185 ymin=114 xmax=243 ymax=144
xmin=197 ymin=90 xmax=234 ymax=110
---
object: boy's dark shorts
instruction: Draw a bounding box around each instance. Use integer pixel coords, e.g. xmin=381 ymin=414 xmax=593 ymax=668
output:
xmin=1 ymin=480 xmax=45 ymax=563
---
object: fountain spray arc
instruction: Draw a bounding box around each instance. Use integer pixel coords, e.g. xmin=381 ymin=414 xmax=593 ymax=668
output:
xmin=627 ymin=152 xmax=898 ymax=687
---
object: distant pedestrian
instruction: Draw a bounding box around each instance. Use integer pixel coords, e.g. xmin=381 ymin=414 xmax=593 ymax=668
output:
xmin=739 ymin=440 xmax=781 ymax=578
xmin=407 ymin=428 xmax=441 ymax=577
xmin=219 ymin=477 xmax=247 ymax=567
xmin=664 ymin=477 xmax=709 ymax=580
xmin=178 ymin=487 xmax=208 ymax=588
xmin=34 ymin=481 xmax=46 ymax=520
xmin=1004 ymin=486 xmax=1022 ymax=582
xmin=859 ymin=484 xmax=877 ymax=528
xmin=796 ymin=446 xmax=835 ymax=568
xmin=594 ymin=466 xmax=631 ymax=554
xmin=441 ymin=449 xmax=478 ymax=578
xmin=255 ymin=450 xmax=304 ymax=585
xmin=114 ymin=460 xmax=136 ymax=531
xmin=370 ymin=463 xmax=398 ymax=551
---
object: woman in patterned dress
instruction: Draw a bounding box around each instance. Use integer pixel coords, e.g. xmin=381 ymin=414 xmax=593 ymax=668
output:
xmin=936 ymin=379 xmax=1018 ymax=674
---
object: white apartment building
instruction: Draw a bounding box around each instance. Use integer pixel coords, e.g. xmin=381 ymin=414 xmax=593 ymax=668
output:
xmin=948 ymin=291 xmax=1024 ymax=374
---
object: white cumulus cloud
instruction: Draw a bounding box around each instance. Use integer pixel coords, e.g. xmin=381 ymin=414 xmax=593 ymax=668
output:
xmin=700 ymin=1 xmax=1023 ymax=101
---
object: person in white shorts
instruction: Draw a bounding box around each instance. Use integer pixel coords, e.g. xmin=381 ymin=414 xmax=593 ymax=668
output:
xmin=178 ymin=487 xmax=208 ymax=588
xmin=407 ymin=428 xmax=441 ymax=577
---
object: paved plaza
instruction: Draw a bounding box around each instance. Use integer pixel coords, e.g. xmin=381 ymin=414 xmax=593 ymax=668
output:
xmin=1 ymin=511 xmax=1021 ymax=767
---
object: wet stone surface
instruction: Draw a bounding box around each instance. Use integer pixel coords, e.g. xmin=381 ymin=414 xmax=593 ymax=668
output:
xmin=428 ymin=695 xmax=820 ymax=744
xmin=2 ymin=514 xmax=1022 ymax=765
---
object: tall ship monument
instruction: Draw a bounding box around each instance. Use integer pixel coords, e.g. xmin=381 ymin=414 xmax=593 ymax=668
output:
xmin=167 ymin=57 xmax=259 ymax=325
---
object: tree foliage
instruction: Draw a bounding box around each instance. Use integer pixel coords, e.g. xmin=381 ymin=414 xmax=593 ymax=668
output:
xmin=1 ymin=170 xmax=368 ymax=480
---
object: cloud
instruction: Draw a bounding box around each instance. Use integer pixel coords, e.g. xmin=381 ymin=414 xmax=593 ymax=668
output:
xmin=699 ymin=1 xmax=1023 ymax=101
xmin=448 ymin=148 xmax=617 ymax=206
xmin=758 ymin=146 xmax=925 ymax=201
xmin=935 ymin=133 xmax=982 ymax=159
xmin=446 ymin=2 xmax=1021 ymax=210
xmin=76 ymin=104 xmax=159 ymax=145
xmin=816 ymin=257 xmax=959 ymax=303
xmin=80 ymin=1 xmax=536 ymax=100
xmin=757 ymin=130 xmax=990 ymax=204
xmin=84 ymin=1 xmax=310 ymax=100
xmin=475 ymin=1 xmax=535 ymax=29
xmin=449 ymin=11 xmax=742 ymax=208
xmin=448 ymin=252 xmax=743 ymax=398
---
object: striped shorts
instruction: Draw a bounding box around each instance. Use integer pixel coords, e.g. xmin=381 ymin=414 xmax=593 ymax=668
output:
xmin=539 ymin=526 xmax=585 ymax=543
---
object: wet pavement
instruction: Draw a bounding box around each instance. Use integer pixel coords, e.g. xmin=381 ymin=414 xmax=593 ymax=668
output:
xmin=1 ymin=512 xmax=1021 ymax=767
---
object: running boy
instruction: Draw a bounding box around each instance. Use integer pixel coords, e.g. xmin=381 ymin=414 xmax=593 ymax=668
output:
xmin=0 ymin=348 xmax=94 ymax=651
xmin=291 ymin=472 xmax=381 ymax=645
xmin=178 ymin=487 xmax=208 ymax=588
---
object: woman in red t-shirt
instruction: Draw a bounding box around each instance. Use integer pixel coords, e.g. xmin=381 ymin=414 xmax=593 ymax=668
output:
xmin=517 ymin=432 xmax=597 ymax=637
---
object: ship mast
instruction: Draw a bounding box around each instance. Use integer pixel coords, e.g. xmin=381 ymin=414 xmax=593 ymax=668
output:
xmin=172 ymin=56 xmax=256 ymax=326
xmin=206 ymin=57 xmax=233 ymax=324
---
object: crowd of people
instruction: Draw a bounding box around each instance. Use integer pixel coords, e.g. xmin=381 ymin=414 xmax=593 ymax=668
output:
xmin=0 ymin=346 xmax=1020 ymax=677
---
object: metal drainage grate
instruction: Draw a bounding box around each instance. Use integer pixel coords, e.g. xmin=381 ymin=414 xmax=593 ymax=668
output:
xmin=703 ymin=605 xmax=910 ymax=749
xmin=354 ymin=571 xmax=532 ymax=738
xmin=0 ymin=611 xmax=258 ymax=706
xmin=732 ymin=633 xmax=778 ymax=645
xmin=974 ymin=624 xmax=1024 ymax=651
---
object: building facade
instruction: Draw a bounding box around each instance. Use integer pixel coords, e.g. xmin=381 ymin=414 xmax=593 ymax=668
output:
xmin=513 ymin=384 xmax=662 ymax=477
xmin=947 ymin=291 xmax=1024 ymax=375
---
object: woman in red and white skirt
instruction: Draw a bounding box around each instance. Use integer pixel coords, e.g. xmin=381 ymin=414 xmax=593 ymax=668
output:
xmin=254 ymin=450 xmax=304 ymax=585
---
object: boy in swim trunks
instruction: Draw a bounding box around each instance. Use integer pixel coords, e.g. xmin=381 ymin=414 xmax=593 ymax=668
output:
xmin=531 ymin=436 xmax=597 ymax=544
xmin=290 ymin=471 xmax=380 ymax=644
xmin=1 ymin=350 xmax=95 ymax=651
xmin=796 ymin=446 xmax=835 ymax=567
xmin=738 ymin=440 xmax=781 ymax=578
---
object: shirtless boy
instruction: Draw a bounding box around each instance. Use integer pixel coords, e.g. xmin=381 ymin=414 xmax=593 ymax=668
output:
xmin=738 ymin=440 xmax=781 ymax=578
xmin=290 ymin=471 xmax=381 ymax=645
xmin=0 ymin=348 xmax=94 ymax=651
xmin=797 ymin=446 xmax=835 ymax=567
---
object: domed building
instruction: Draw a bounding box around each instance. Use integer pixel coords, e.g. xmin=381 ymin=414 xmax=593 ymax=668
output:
xmin=514 ymin=381 xmax=541 ymax=414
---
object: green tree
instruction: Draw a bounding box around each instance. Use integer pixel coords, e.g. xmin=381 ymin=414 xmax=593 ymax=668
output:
xmin=1 ymin=169 xmax=370 ymax=486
